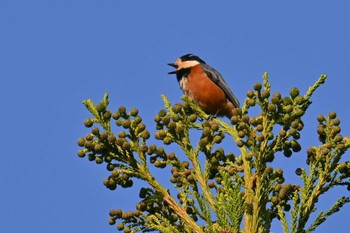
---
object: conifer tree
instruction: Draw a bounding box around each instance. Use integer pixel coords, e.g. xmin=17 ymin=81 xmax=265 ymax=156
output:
xmin=77 ymin=73 xmax=350 ymax=233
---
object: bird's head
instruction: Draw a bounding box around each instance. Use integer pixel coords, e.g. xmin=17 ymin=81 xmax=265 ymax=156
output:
xmin=168 ymin=54 xmax=206 ymax=74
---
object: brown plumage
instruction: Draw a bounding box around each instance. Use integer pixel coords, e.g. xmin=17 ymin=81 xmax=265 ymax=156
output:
xmin=168 ymin=54 xmax=240 ymax=118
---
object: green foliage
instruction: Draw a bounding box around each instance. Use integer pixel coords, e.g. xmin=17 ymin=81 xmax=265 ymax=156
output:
xmin=77 ymin=73 xmax=350 ymax=233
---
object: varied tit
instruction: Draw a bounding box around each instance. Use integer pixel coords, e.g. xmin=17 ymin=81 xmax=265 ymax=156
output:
xmin=168 ymin=54 xmax=240 ymax=118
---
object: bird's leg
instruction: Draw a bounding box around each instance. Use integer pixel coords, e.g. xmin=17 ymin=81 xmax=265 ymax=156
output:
xmin=207 ymin=110 xmax=219 ymax=121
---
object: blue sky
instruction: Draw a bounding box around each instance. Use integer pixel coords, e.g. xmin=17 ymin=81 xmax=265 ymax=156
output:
xmin=1 ymin=1 xmax=350 ymax=233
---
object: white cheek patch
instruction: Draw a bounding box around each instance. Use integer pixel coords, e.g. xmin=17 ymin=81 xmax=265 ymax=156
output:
xmin=178 ymin=60 xmax=200 ymax=69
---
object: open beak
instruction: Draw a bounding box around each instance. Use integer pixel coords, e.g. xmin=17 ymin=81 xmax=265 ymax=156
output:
xmin=168 ymin=63 xmax=178 ymax=74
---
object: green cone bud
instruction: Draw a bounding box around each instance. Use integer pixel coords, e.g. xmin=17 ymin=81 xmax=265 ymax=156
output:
xmin=253 ymin=83 xmax=262 ymax=91
xmin=96 ymin=102 xmax=106 ymax=113
xmin=247 ymin=90 xmax=255 ymax=98
xmin=78 ymin=149 xmax=86 ymax=157
xmin=172 ymin=103 xmax=182 ymax=113
xmin=295 ymin=168 xmax=302 ymax=176
xmin=268 ymin=103 xmax=276 ymax=113
xmin=118 ymin=106 xmax=126 ymax=115
xmin=283 ymin=97 xmax=292 ymax=105
xmin=158 ymin=109 xmax=167 ymax=117
xmin=272 ymin=92 xmax=282 ymax=104
xmin=261 ymin=90 xmax=270 ymax=99
xmin=317 ymin=114 xmax=325 ymax=122
xmin=129 ymin=108 xmax=138 ymax=117
xmin=332 ymin=118 xmax=341 ymax=126
xmin=84 ymin=118 xmax=93 ymax=127
xmin=329 ymin=111 xmax=337 ymax=119
xmin=103 ymin=111 xmax=111 ymax=120
xmin=112 ymin=112 xmax=120 ymax=120
xmin=77 ymin=138 xmax=85 ymax=147
xmin=290 ymin=87 xmax=300 ymax=99
xmin=92 ymin=127 xmax=100 ymax=136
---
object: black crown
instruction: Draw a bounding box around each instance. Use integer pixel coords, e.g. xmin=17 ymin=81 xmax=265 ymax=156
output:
xmin=180 ymin=54 xmax=206 ymax=64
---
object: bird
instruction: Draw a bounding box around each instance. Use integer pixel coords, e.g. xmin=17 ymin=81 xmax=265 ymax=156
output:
xmin=168 ymin=54 xmax=240 ymax=119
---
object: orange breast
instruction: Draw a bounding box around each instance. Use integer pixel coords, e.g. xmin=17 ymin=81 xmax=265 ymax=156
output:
xmin=185 ymin=65 xmax=232 ymax=117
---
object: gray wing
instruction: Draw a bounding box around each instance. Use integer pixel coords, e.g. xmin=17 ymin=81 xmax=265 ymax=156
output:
xmin=201 ymin=63 xmax=240 ymax=108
